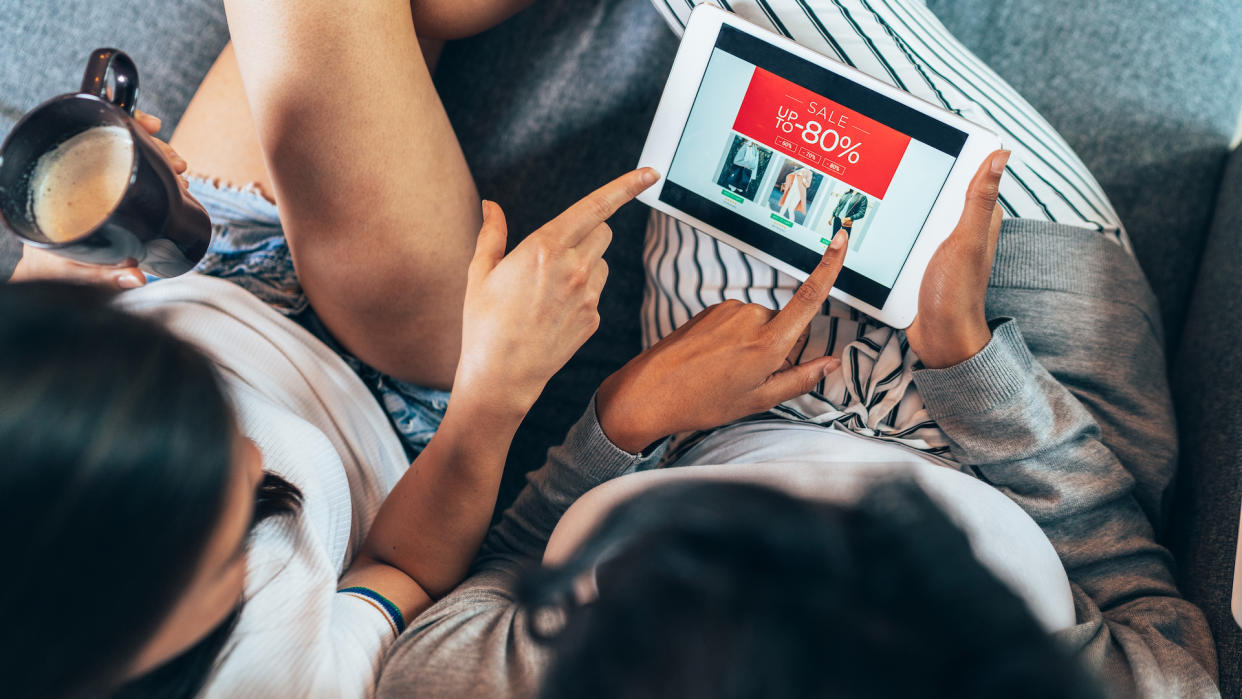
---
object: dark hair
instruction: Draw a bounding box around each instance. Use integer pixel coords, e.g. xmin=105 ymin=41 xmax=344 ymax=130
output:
xmin=111 ymin=472 xmax=302 ymax=699
xmin=0 ymin=282 xmax=300 ymax=699
xmin=522 ymin=480 xmax=1105 ymax=699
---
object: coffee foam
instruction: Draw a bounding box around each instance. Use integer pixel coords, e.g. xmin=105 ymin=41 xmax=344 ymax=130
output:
xmin=30 ymin=125 xmax=133 ymax=242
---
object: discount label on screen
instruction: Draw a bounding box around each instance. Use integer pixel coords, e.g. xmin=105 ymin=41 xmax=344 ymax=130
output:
xmin=732 ymin=68 xmax=911 ymax=199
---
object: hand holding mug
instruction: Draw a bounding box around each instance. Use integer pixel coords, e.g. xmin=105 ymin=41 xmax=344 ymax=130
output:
xmin=0 ymin=49 xmax=211 ymax=278
xmin=9 ymin=111 xmax=189 ymax=289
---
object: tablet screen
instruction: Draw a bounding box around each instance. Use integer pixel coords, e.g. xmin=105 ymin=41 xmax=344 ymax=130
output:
xmin=660 ymin=25 xmax=967 ymax=309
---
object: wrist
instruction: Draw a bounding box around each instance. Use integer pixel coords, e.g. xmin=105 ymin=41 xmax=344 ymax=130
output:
xmin=595 ymin=373 xmax=663 ymax=454
xmin=912 ymin=318 xmax=992 ymax=370
xmin=451 ymin=361 xmax=543 ymax=419
xmin=444 ymin=382 xmax=530 ymax=430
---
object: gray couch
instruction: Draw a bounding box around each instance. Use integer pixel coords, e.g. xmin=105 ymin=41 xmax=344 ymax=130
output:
xmin=2 ymin=0 xmax=1239 ymax=693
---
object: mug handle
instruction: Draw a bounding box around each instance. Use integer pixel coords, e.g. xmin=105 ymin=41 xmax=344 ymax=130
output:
xmin=80 ymin=48 xmax=139 ymax=115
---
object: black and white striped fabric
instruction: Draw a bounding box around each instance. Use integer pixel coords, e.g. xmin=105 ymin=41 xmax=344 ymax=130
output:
xmin=643 ymin=0 xmax=1131 ymax=457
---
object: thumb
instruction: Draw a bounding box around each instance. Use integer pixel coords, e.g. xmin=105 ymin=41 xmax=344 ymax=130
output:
xmin=755 ymin=355 xmax=840 ymax=407
xmin=111 ymin=267 xmax=146 ymax=289
xmin=472 ymin=200 xmax=508 ymax=271
xmin=955 ymin=150 xmax=1009 ymax=242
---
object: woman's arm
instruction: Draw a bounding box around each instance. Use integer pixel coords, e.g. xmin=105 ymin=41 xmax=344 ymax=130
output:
xmin=905 ymin=154 xmax=1215 ymax=695
xmin=912 ymin=321 xmax=1217 ymax=696
xmin=341 ymin=170 xmax=656 ymax=616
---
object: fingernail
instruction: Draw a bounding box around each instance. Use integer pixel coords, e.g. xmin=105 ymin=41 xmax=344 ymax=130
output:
xmin=829 ymin=229 xmax=847 ymax=250
xmin=990 ymin=150 xmax=1011 ymax=176
xmin=640 ymin=169 xmax=659 ymax=186
xmin=822 ymin=359 xmax=840 ymax=377
xmin=115 ymin=273 xmax=143 ymax=289
xmin=481 ymin=199 xmax=490 ymax=219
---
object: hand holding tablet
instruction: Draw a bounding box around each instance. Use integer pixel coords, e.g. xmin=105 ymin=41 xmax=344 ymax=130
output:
xmin=905 ymin=150 xmax=1009 ymax=369
xmin=637 ymin=5 xmax=1003 ymax=328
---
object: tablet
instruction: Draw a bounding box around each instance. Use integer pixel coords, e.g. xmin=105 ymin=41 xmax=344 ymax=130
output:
xmin=637 ymin=4 xmax=1002 ymax=328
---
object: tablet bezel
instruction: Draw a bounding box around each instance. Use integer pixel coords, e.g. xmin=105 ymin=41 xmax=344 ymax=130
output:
xmin=637 ymin=4 xmax=1002 ymax=328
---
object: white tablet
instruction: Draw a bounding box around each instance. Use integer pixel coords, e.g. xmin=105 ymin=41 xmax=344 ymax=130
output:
xmin=637 ymin=4 xmax=1002 ymax=328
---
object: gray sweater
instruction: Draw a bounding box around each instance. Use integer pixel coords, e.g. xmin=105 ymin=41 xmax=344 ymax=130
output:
xmin=375 ymin=220 xmax=1219 ymax=698
xmin=1 ymin=232 xmax=21 ymax=280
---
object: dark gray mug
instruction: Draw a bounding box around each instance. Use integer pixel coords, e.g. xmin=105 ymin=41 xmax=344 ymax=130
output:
xmin=0 ymin=48 xmax=211 ymax=277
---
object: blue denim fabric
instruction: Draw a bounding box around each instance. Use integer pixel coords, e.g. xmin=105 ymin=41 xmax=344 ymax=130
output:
xmin=188 ymin=178 xmax=449 ymax=457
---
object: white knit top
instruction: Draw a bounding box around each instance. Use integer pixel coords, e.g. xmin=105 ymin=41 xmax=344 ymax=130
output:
xmin=119 ymin=274 xmax=410 ymax=698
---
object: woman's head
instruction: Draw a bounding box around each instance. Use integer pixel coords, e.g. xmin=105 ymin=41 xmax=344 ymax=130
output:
xmin=523 ymin=479 xmax=1105 ymax=699
xmin=0 ymin=281 xmax=292 ymax=698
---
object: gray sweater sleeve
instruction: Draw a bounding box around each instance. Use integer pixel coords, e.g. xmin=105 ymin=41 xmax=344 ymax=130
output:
xmin=376 ymin=396 xmax=667 ymax=699
xmin=0 ymin=231 xmax=22 ymax=281
xmin=913 ymin=319 xmax=1219 ymax=699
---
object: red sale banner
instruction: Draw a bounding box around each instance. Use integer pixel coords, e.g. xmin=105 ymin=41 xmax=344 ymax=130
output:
xmin=732 ymin=68 xmax=910 ymax=200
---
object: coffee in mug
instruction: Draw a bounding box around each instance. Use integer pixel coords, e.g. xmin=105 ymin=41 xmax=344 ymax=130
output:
xmin=30 ymin=125 xmax=133 ymax=243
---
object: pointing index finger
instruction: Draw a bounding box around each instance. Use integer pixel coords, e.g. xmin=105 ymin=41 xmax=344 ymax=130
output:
xmin=766 ymin=228 xmax=848 ymax=346
xmin=549 ymin=168 xmax=659 ymax=246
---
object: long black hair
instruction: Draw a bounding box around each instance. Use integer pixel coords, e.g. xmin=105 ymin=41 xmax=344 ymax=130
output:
xmin=521 ymin=479 xmax=1106 ymax=699
xmin=0 ymin=282 xmax=300 ymax=698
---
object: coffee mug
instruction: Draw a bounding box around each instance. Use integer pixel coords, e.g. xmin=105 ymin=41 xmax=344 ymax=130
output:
xmin=0 ymin=49 xmax=211 ymax=277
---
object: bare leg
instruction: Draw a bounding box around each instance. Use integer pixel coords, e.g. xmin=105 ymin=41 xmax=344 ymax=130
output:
xmin=171 ymin=44 xmax=275 ymax=203
xmin=177 ymin=2 xmax=484 ymax=391
xmin=172 ymin=38 xmax=445 ymax=204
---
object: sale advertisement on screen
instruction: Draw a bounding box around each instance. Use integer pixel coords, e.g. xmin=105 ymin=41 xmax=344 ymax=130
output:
xmin=731 ymin=67 xmax=911 ymax=201
xmin=662 ymin=46 xmax=960 ymax=293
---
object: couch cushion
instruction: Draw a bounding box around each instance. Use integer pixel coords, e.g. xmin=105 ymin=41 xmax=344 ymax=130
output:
xmin=0 ymin=0 xmax=228 ymax=139
xmin=1172 ymin=144 xmax=1242 ymax=697
xmin=927 ymin=0 xmax=1242 ymax=341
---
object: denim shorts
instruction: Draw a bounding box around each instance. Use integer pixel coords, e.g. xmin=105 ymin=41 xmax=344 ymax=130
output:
xmin=188 ymin=178 xmax=449 ymax=458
